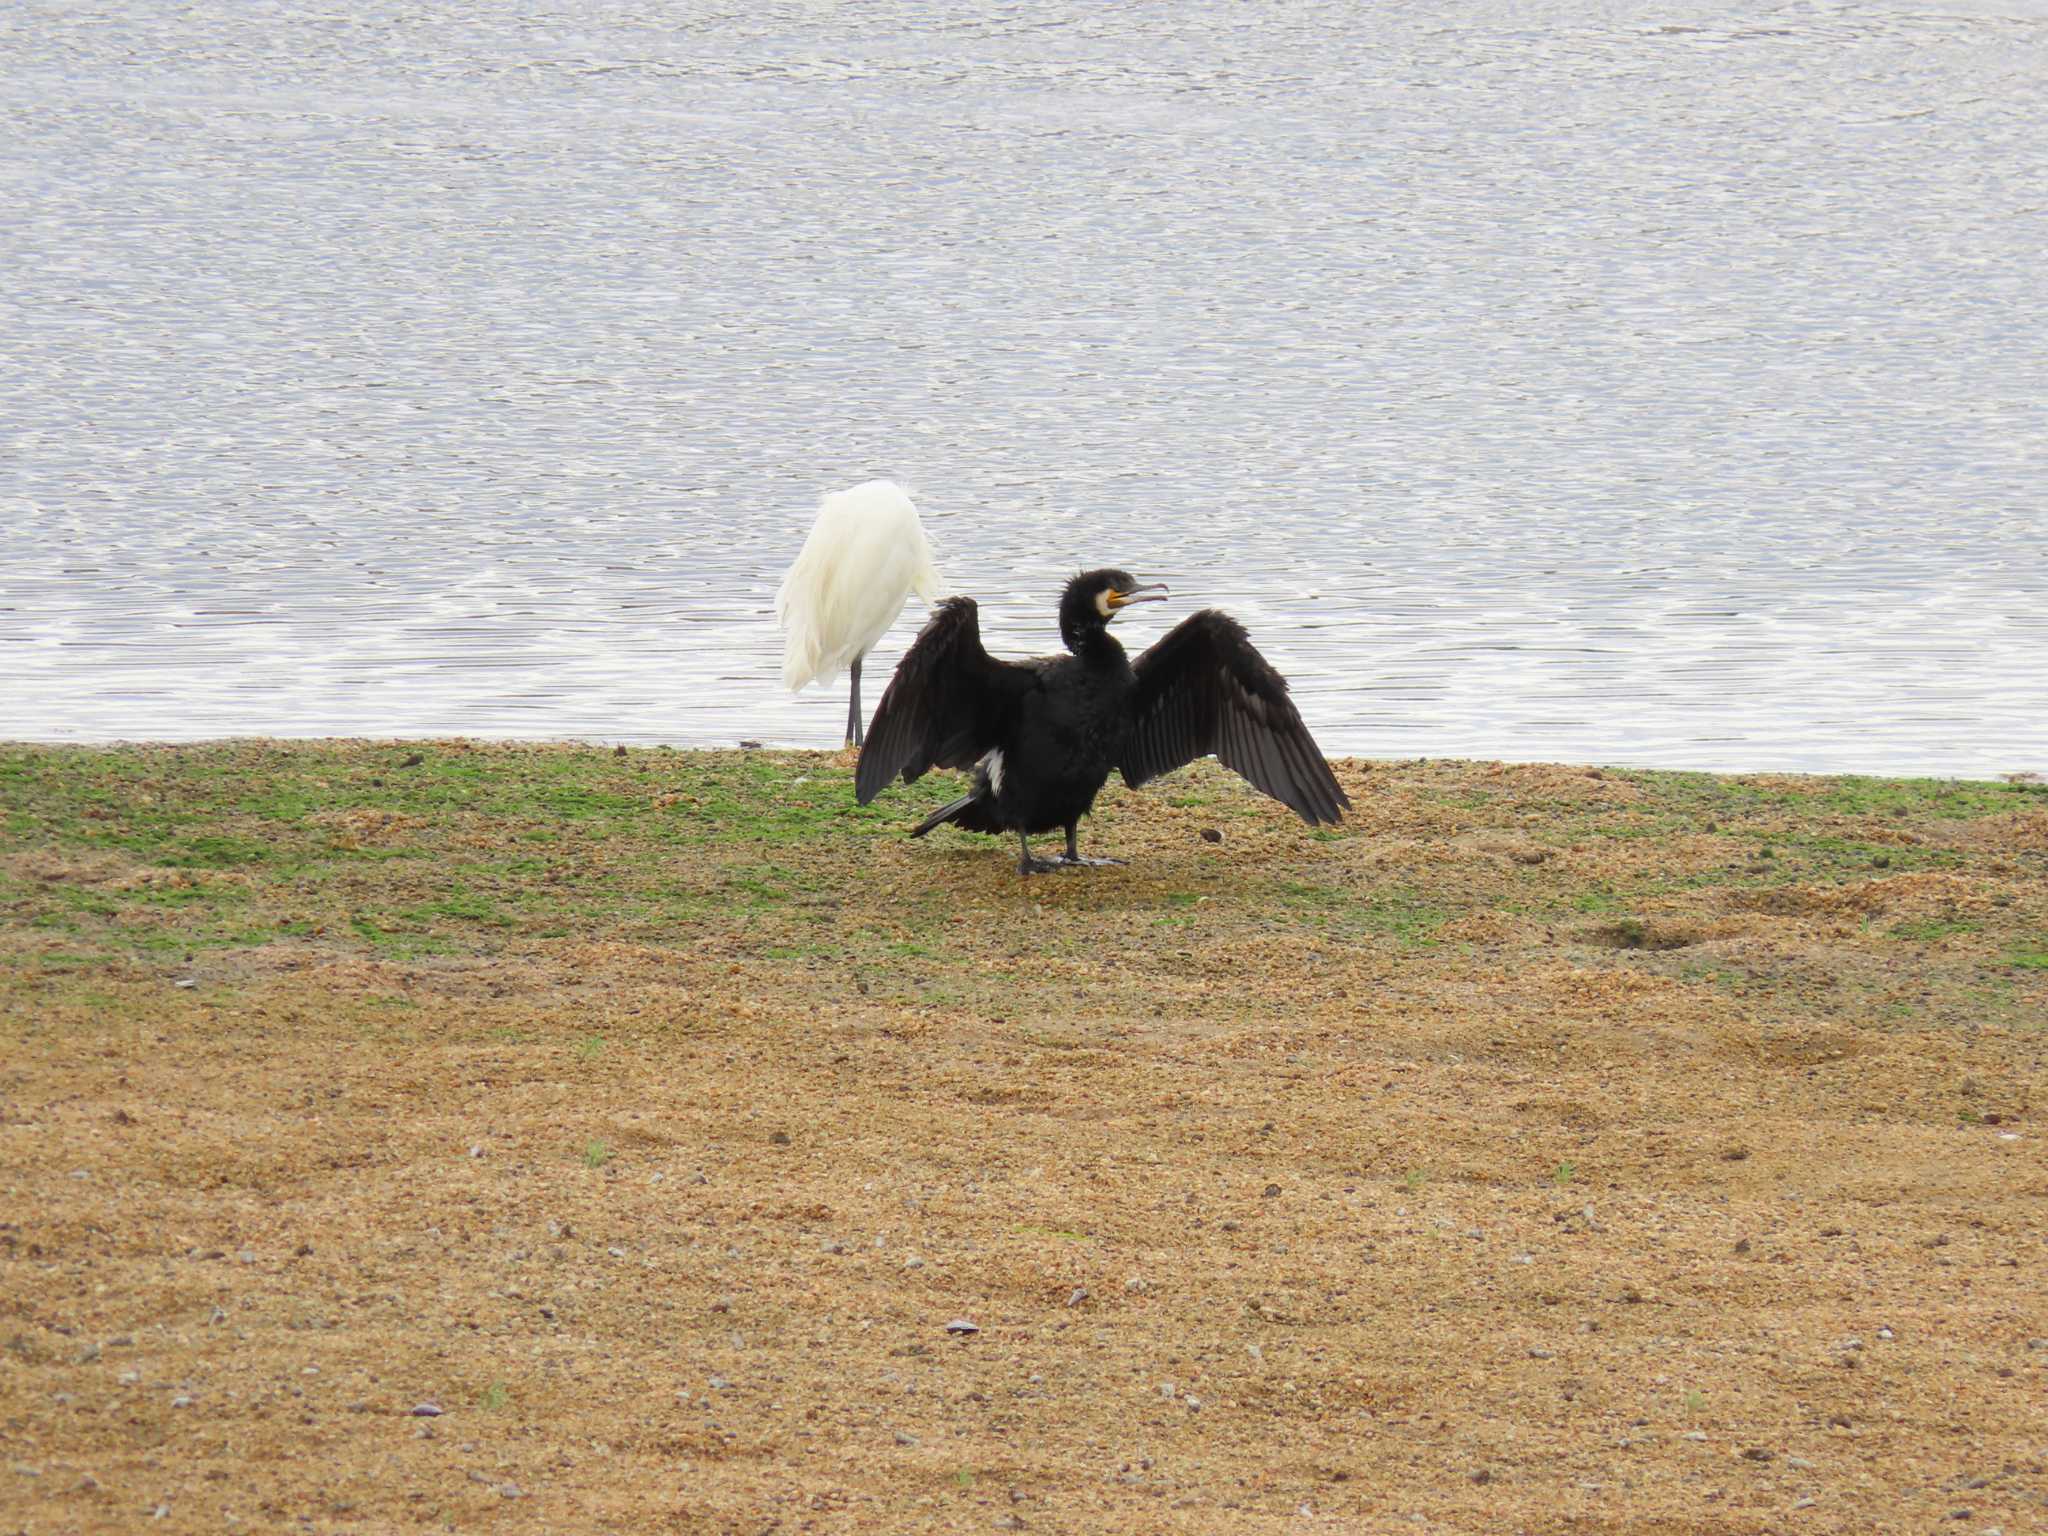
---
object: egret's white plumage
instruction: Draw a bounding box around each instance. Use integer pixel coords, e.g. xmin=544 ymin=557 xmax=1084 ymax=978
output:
xmin=775 ymin=480 xmax=942 ymax=745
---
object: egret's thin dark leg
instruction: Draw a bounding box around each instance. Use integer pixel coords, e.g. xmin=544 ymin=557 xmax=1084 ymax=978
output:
xmin=846 ymin=654 xmax=864 ymax=748
xmin=1017 ymin=829 xmax=1058 ymax=876
xmin=1058 ymin=822 xmax=1124 ymax=868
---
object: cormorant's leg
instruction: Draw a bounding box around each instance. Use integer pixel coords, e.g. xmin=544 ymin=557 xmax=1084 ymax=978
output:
xmin=1017 ymin=829 xmax=1059 ymax=876
xmin=846 ymin=654 xmax=864 ymax=748
xmin=1057 ymin=822 xmax=1125 ymax=868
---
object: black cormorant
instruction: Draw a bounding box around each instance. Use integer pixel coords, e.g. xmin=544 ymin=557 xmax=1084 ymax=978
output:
xmin=854 ymin=569 xmax=1350 ymax=873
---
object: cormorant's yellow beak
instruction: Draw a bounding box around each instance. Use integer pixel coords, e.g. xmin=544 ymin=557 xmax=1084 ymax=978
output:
xmin=1106 ymin=583 xmax=1169 ymax=609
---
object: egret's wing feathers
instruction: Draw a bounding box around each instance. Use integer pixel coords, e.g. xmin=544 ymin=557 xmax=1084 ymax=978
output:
xmin=776 ymin=481 xmax=937 ymax=692
xmin=1119 ymin=610 xmax=1350 ymax=825
xmin=855 ymin=598 xmax=1028 ymax=803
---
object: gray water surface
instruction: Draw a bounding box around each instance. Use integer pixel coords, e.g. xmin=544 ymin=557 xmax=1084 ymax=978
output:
xmin=5 ymin=1 xmax=2046 ymax=776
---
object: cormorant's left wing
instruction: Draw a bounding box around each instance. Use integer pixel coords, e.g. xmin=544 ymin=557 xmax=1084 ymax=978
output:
xmin=1119 ymin=610 xmax=1350 ymax=826
xmin=855 ymin=597 xmax=1033 ymax=804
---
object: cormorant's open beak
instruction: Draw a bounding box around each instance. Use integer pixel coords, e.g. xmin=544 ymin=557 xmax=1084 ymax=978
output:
xmin=1106 ymin=583 xmax=1169 ymax=610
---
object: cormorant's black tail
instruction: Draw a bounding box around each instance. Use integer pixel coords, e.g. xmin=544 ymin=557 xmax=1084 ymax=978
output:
xmin=910 ymin=788 xmax=1005 ymax=838
xmin=910 ymin=791 xmax=977 ymax=838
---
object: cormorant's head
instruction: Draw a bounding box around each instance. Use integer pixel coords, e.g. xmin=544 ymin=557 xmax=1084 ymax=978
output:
xmin=1059 ymin=568 xmax=1168 ymax=648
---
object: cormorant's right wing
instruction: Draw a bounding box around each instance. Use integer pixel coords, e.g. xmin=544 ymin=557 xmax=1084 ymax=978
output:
xmin=1119 ymin=609 xmax=1350 ymax=826
xmin=855 ymin=597 xmax=1031 ymax=803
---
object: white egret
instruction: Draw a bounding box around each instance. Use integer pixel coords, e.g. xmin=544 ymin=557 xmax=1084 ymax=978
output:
xmin=774 ymin=480 xmax=942 ymax=747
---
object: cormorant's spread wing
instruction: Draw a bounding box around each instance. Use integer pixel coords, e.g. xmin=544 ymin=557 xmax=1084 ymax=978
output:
xmin=1119 ymin=610 xmax=1351 ymax=825
xmin=855 ymin=597 xmax=1030 ymax=804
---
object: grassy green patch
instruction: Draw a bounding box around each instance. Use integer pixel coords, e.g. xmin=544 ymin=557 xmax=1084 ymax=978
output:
xmin=1800 ymin=776 xmax=2040 ymax=820
xmin=1271 ymin=881 xmax=1447 ymax=945
xmin=348 ymin=916 xmax=457 ymax=958
xmin=405 ymin=890 xmax=514 ymax=927
xmin=161 ymin=835 xmax=272 ymax=869
xmin=1889 ymin=918 xmax=1980 ymax=942
xmin=4 ymin=745 xmax=2039 ymax=1048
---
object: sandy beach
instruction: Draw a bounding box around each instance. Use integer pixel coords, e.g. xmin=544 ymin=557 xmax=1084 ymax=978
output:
xmin=3 ymin=742 xmax=2044 ymax=1533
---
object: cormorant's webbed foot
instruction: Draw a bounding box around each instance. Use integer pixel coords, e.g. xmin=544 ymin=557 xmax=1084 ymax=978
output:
xmin=1016 ymin=831 xmax=1062 ymax=875
xmin=1056 ymin=826 xmax=1122 ymax=867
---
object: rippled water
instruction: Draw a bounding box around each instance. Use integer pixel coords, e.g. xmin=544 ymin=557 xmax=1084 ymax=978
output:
xmin=5 ymin=1 xmax=2045 ymax=776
